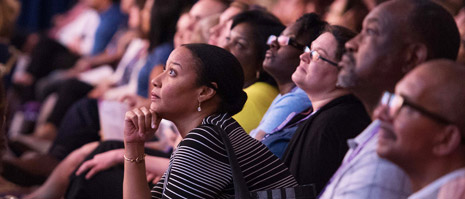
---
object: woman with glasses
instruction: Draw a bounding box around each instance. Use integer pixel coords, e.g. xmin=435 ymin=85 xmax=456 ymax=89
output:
xmin=250 ymin=13 xmax=327 ymax=156
xmin=275 ymin=25 xmax=371 ymax=195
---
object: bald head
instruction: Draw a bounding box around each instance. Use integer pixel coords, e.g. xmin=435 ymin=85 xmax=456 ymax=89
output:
xmin=402 ymin=60 xmax=465 ymax=134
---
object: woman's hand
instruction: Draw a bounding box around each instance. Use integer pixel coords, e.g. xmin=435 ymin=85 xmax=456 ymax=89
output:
xmin=75 ymin=149 xmax=124 ymax=179
xmin=124 ymin=107 xmax=161 ymax=144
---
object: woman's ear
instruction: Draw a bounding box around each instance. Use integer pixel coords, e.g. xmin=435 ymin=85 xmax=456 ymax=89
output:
xmin=433 ymin=125 xmax=462 ymax=156
xmin=198 ymin=82 xmax=218 ymax=103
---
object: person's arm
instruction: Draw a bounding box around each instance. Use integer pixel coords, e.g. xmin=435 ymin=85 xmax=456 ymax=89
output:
xmin=123 ymin=106 xmax=161 ymax=199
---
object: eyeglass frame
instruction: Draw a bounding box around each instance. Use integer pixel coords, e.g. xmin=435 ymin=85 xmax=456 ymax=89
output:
xmin=304 ymin=46 xmax=340 ymax=68
xmin=380 ymin=91 xmax=453 ymax=124
xmin=266 ymin=35 xmax=306 ymax=51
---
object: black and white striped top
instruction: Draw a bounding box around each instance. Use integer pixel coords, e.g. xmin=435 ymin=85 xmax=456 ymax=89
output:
xmin=151 ymin=113 xmax=298 ymax=198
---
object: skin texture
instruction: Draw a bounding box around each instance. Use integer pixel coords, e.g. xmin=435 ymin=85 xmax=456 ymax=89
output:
xmin=375 ymin=60 xmax=465 ymax=192
xmin=208 ymin=6 xmax=243 ymax=47
xmin=336 ymin=1 xmax=420 ymax=115
xmin=224 ymin=23 xmax=261 ymax=88
xmin=123 ymin=47 xmax=219 ymax=199
xmin=293 ymin=32 xmax=350 ymax=111
xmin=263 ymin=21 xmax=308 ymax=95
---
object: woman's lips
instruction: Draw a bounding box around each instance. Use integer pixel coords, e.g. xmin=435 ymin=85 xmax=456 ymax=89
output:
xmin=150 ymin=92 xmax=160 ymax=101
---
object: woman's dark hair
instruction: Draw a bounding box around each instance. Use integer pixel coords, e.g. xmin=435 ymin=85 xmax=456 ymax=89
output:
xmin=294 ymin=13 xmax=328 ymax=46
xmin=182 ymin=43 xmax=247 ymax=115
xmin=321 ymin=25 xmax=356 ymax=61
xmin=148 ymin=0 xmax=194 ymax=50
xmin=230 ymin=10 xmax=285 ymax=86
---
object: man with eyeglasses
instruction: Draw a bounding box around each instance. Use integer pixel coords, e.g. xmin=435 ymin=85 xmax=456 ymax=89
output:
xmin=375 ymin=60 xmax=465 ymax=199
xmin=319 ymin=0 xmax=461 ymax=198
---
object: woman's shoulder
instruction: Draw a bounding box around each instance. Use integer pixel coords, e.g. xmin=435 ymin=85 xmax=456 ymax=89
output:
xmin=244 ymin=82 xmax=279 ymax=98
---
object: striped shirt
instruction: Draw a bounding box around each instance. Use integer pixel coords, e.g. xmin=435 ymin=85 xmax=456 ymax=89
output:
xmin=151 ymin=113 xmax=298 ymax=198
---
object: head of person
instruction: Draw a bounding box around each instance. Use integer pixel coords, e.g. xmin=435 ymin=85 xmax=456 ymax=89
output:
xmin=186 ymin=0 xmax=229 ymax=34
xmin=190 ymin=14 xmax=220 ymax=44
xmin=150 ymin=44 xmax=247 ymax=122
xmin=264 ymin=13 xmax=327 ymax=83
xmin=174 ymin=13 xmax=192 ymax=48
xmin=225 ymin=10 xmax=285 ymax=88
xmin=336 ymin=0 xmax=460 ymax=112
xmin=126 ymin=0 xmax=146 ymax=30
xmin=293 ymin=25 xmax=356 ymax=96
xmin=375 ymin=59 xmax=465 ymax=175
xmin=0 ymin=0 xmax=19 ymax=39
xmin=141 ymin=0 xmax=191 ymax=51
xmin=208 ymin=1 xmax=250 ymax=47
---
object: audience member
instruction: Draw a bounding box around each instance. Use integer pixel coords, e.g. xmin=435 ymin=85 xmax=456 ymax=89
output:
xmin=271 ymin=0 xmax=334 ymax=26
xmin=124 ymin=44 xmax=298 ymax=198
xmin=375 ymin=60 xmax=465 ymax=199
xmin=324 ymin=0 xmax=369 ymax=32
xmin=182 ymin=0 xmax=229 ymax=45
xmin=0 ymin=0 xmax=187 ymax=184
xmin=320 ymin=0 xmax=460 ymax=198
xmin=190 ymin=14 xmax=220 ymax=43
xmin=224 ymin=10 xmax=284 ymax=132
xmin=277 ymin=25 xmax=370 ymax=195
xmin=251 ymin=13 xmax=326 ymax=142
xmin=208 ymin=1 xmax=249 ymax=47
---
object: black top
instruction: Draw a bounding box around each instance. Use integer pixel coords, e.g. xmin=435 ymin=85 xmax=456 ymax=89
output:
xmin=282 ymin=94 xmax=371 ymax=195
xmin=151 ymin=113 xmax=298 ymax=198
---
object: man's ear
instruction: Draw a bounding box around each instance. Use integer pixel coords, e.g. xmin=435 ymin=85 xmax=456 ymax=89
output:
xmin=433 ymin=125 xmax=462 ymax=156
xmin=403 ymin=43 xmax=428 ymax=73
xmin=198 ymin=82 xmax=217 ymax=103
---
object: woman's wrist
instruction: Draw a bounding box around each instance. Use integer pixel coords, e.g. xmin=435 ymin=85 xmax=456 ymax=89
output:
xmin=124 ymin=142 xmax=145 ymax=158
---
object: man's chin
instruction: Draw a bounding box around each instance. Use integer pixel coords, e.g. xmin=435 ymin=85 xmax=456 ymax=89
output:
xmin=336 ymin=70 xmax=357 ymax=88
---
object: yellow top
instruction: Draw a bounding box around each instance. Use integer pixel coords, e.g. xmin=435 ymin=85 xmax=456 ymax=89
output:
xmin=233 ymin=82 xmax=278 ymax=133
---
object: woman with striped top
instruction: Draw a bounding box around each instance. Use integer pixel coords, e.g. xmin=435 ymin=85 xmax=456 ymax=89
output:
xmin=123 ymin=43 xmax=298 ymax=199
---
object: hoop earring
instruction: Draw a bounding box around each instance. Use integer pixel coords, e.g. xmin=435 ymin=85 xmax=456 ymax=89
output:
xmin=197 ymin=101 xmax=201 ymax=112
xmin=256 ymin=70 xmax=260 ymax=79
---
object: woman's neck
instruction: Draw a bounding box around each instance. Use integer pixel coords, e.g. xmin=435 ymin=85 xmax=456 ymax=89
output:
xmin=307 ymin=88 xmax=350 ymax=110
xmin=276 ymin=79 xmax=296 ymax=95
xmin=171 ymin=106 xmax=218 ymax=138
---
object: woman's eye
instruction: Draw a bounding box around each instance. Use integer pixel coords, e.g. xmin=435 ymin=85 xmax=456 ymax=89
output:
xmin=365 ymin=28 xmax=378 ymax=36
xmin=168 ymin=69 xmax=176 ymax=76
xmin=235 ymin=41 xmax=244 ymax=49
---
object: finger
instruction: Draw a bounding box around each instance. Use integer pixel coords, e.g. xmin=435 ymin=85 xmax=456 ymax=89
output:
xmin=76 ymin=160 xmax=94 ymax=176
xmin=130 ymin=109 xmax=140 ymax=131
xmin=150 ymin=109 xmax=161 ymax=129
xmin=85 ymin=166 xmax=101 ymax=180
xmin=153 ymin=176 xmax=162 ymax=184
xmin=125 ymin=111 xmax=137 ymax=134
xmin=146 ymin=172 xmax=154 ymax=182
xmin=133 ymin=108 xmax=145 ymax=135
xmin=141 ymin=107 xmax=152 ymax=132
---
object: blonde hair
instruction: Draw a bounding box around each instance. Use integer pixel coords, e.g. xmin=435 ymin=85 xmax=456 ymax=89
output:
xmin=0 ymin=0 xmax=20 ymax=38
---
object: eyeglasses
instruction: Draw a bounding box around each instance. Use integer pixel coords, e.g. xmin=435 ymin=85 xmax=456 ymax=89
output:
xmin=380 ymin=91 xmax=452 ymax=124
xmin=304 ymin=46 xmax=339 ymax=68
xmin=267 ymin=35 xmax=306 ymax=51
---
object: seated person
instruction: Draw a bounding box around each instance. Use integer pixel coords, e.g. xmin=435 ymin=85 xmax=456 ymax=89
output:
xmin=375 ymin=60 xmax=465 ymax=199
xmin=319 ymin=0 xmax=460 ymax=198
xmin=124 ymin=43 xmax=298 ymax=198
xmin=251 ymin=13 xmax=328 ymax=144
xmin=224 ymin=10 xmax=284 ymax=133
xmin=277 ymin=25 xmax=370 ymax=194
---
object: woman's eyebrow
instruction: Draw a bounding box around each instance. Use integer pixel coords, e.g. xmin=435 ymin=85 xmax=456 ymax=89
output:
xmin=171 ymin=62 xmax=183 ymax=69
